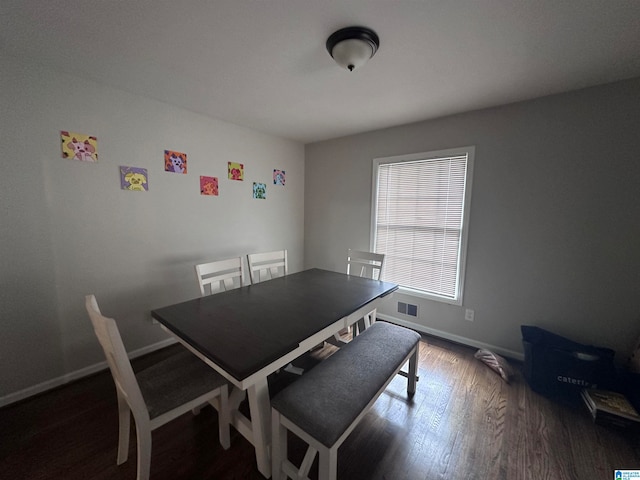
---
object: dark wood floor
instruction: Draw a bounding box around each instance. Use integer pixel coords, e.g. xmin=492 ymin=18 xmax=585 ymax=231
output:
xmin=1 ymin=334 xmax=638 ymax=480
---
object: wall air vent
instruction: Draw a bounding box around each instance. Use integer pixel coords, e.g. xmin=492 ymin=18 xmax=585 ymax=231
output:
xmin=398 ymin=302 xmax=418 ymax=317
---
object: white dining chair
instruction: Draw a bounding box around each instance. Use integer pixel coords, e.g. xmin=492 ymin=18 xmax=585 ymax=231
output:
xmin=85 ymin=294 xmax=230 ymax=480
xmin=347 ymin=248 xmax=385 ymax=280
xmin=247 ymin=249 xmax=288 ymax=284
xmin=346 ymin=249 xmax=385 ymax=336
xmin=195 ymin=256 xmax=245 ymax=296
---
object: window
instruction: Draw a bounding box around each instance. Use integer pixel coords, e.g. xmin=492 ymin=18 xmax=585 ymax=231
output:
xmin=371 ymin=146 xmax=474 ymax=305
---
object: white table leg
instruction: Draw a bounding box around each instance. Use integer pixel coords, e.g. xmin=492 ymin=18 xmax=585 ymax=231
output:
xmin=229 ymin=385 xmax=246 ymax=411
xmin=248 ymin=379 xmax=272 ymax=478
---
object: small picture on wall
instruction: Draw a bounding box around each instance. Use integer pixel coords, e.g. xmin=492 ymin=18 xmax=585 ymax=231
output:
xmin=200 ymin=176 xmax=219 ymax=196
xmin=61 ymin=131 xmax=98 ymax=162
xmin=120 ymin=166 xmax=148 ymax=191
xmin=164 ymin=150 xmax=187 ymax=174
xmin=253 ymin=182 xmax=267 ymax=200
xmin=228 ymin=162 xmax=244 ymax=181
xmin=273 ymin=169 xmax=285 ymax=186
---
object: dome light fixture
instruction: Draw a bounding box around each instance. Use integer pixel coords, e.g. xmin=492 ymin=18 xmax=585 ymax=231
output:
xmin=326 ymin=26 xmax=380 ymax=72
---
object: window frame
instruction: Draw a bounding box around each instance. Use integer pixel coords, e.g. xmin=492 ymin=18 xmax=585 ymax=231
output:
xmin=370 ymin=146 xmax=475 ymax=306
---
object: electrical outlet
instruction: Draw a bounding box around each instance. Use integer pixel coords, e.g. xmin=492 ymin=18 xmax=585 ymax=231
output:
xmin=464 ymin=308 xmax=475 ymax=321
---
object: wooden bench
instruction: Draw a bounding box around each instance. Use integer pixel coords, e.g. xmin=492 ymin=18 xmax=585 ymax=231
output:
xmin=270 ymin=321 xmax=421 ymax=480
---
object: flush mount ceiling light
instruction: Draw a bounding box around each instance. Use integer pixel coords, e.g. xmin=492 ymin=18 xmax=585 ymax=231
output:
xmin=326 ymin=26 xmax=380 ymax=72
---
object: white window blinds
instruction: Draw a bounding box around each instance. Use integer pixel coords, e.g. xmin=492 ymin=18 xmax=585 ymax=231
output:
xmin=373 ymin=149 xmax=473 ymax=303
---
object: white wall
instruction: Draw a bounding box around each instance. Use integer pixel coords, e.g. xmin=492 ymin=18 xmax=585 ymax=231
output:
xmin=305 ymin=78 xmax=640 ymax=360
xmin=0 ymin=54 xmax=304 ymax=404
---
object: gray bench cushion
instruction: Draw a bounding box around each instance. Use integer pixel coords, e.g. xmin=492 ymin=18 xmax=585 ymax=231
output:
xmin=271 ymin=321 xmax=420 ymax=447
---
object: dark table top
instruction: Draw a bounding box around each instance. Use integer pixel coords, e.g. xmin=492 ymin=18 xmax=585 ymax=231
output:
xmin=151 ymin=268 xmax=398 ymax=382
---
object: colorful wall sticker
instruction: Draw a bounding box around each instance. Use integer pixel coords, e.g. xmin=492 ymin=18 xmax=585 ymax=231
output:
xmin=61 ymin=131 xmax=98 ymax=162
xmin=120 ymin=166 xmax=148 ymax=191
xmin=228 ymin=162 xmax=244 ymax=181
xmin=253 ymin=182 xmax=266 ymax=199
xmin=200 ymin=176 xmax=219 ymax=196
xmin=164 ymin=150 xmax=187 ymax=174
xmin=273 ymin=169 xmax=285 ymax=186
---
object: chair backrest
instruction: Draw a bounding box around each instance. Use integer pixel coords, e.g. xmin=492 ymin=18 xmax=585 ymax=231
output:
xmin=195 ymin=257 xmax=245 ymax=296
xmin=85 ymin=294 xmax=149 ymax=421
xmin=347 ymin=249 xmax=385 ymax=280
xmin=247 ymin=250 xmax=288 ymax=284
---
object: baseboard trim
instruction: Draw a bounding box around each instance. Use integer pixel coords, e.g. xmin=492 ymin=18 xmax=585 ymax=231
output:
xmin=0 ymin=337 xmax=178 ymax=408
xmin=377 ymin=313 xmax=524 ymax=362
xmin=2 ymin=319 xmax=523 ymax=408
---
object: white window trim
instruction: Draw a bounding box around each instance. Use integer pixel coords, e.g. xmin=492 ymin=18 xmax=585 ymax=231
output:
xmin=370 ymin=146 xmax=475 ymax=306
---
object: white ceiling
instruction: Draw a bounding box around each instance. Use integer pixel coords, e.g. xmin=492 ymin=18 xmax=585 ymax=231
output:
xmin=2 ymin=0 xmax=640 ymax=144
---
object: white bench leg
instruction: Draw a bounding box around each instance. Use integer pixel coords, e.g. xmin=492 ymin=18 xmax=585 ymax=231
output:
xmin=318 ymin=445 xmax=338 ymax=480
xmin=408 ymin=347 xmax=418 ymax=395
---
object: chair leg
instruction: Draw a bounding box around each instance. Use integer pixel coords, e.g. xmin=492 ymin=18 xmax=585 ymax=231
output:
xmin=369 ymin=307 xmax=377 ymax=326
xmin=135 ymin=422 xmax=152 ymax=480
xmin=353 ymin=321 xmax=360 ymax=338
xmin=362 ymin=313 xmax=371 ymax=330
xmin=362 ymin=308 xmax=377 ymax=330
xmin=116 ymin=393 xmax=131 ymax=465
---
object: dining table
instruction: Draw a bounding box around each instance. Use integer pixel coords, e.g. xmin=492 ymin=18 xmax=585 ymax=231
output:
xmin=151 ymin=267 xmax=398 ymax=478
